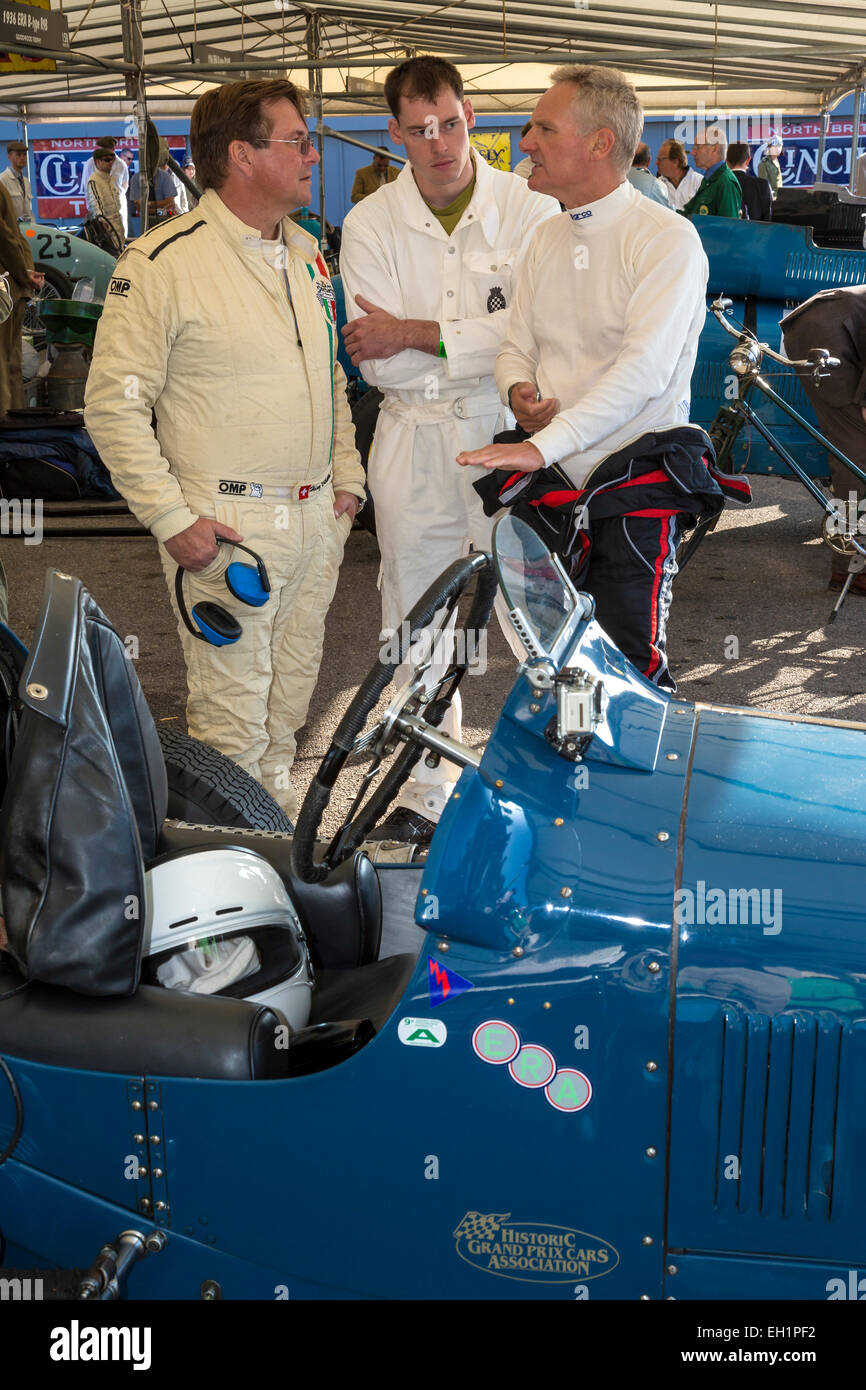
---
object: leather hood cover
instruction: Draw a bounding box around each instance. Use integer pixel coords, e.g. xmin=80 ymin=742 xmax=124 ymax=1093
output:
xmin=0 ymin=570 xmax=167 ymax=996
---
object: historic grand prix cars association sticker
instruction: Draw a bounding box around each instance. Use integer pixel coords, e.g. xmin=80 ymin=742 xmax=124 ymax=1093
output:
xmin=453 ymin=1212 xmax=619 ymax=1284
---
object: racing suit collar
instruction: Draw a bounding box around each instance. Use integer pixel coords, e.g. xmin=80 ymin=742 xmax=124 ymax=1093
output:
xmin=197 ymin=188 xmax=319 ymax=264
xmin=394 ymin=150 xmax=501 ymax=245
xmin=565 ymin=178 xmax=632 ymax=232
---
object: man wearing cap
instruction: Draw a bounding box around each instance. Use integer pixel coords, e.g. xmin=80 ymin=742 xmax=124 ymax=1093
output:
xmin=0 ymin=141 xmax=32 ymax=221
xmin=86 ymin=147 xmax=125 ymax=248
xmin=182 ymin=159 xmax=200 ymax=210
xmin=758 ymin=137 xmax=784 ymax=198
xmin=82 ymin=137 xmax=130 ymax=236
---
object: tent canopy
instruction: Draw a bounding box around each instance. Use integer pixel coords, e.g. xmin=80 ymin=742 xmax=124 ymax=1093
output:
xmin=0 ymin=1 xmax=864 ymax=120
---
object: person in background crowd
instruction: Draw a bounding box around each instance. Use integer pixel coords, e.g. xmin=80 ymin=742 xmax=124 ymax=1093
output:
xmin=129 ymin=159 xmax=177 ymax=221
xmin=680 ymin=129 xmax=743 ymax=218
xmin=457 ymin=65 xmax=726 ymax=696
xmin=82 ymin=137 xmax=130 ymax=236
xmin=0 ymin=181 xmax=43 ymax=412
xmin=780 ymin=286 xmax=866 ymax=595
xmin=85 ymin=79 xmax=365 ymax=823
xmin=86 ymin=148 xmax=126 ymax=247
xmin=0 ymin=141 xmax=32 ymax=221
xmin=627 ymin=141 xmax=672 ymax=205
xmin=169 ymin=160 xmax=188 ymax=215
xmin=727 ymin=141 xmax=772 ymax=221
xmin=656 ymin=138 xmax=704 ymax=210
xmin=350 ymin=148 xmax=398 ymax=203
xmin=512 ymin=121 xmax=533 ymax=178
xmin=183 ymin=159 xmax=200 ymax=210
xmin=758 ymin=136 xmax=784 ymax=197
xmin=340 ymin=54 xmax=559 ymax=844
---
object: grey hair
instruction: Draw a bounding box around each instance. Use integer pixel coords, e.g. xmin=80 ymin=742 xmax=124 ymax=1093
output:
xmin=701 ymin=124 xmax=728 ymax=158
xmin=550 ymin=63 xmax=643 ymax=177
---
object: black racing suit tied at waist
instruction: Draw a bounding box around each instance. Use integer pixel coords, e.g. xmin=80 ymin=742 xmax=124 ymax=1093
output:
xmin=472 ymin=424 xmax=752 ymax=585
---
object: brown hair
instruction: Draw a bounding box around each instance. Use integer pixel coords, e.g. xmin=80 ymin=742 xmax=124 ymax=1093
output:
xmin=727 ymin=141 xmax=750 ymax=167
xmin=384 ymin=56 xmax=463 ymax=119
xmin=190 ymin=78 xmax=307 ymax=190
xmin=659 ymin=138 xmax=689 ymax=172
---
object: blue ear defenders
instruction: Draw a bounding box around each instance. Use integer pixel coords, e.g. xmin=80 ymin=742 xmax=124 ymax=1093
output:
xmin=175 ymin=540 xmax=271 ymax=647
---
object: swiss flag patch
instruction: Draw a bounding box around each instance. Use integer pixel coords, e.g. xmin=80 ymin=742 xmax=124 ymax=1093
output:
xmin=298 ymin=484 xmax=311 ymax=500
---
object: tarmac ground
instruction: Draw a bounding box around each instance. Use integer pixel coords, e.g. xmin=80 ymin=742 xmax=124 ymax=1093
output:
xmin=4 ymin=474 xmax=866 ymax=834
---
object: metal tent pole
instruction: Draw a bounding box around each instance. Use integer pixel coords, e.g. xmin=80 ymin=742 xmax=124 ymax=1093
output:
xmin=849 ymin=84 xmax=862 ymax=194
xmin=816 ymin=104 xmax=829 ymax=181
xmin=306 ymin=12 xmax=325 ymax=249
xmin=121 ymin=0 xmax=149 ymax=234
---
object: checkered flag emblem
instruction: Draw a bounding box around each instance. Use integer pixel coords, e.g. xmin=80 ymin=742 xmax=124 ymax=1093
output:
xmin=453 ymin=1211 xmax=510 ymax=1241
xmin=486 ymin=286 xmax=506 ymax=313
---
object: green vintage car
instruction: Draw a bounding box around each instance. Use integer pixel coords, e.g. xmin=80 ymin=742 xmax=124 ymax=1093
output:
xmin=19 ymin=219 xmax=117 ymax=342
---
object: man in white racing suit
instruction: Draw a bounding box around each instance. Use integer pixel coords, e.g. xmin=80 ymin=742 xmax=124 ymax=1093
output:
xmin=85 ymin=79 xmax=365 ymax=822
xmin=340 ymin=54 xmax=558 ymax=843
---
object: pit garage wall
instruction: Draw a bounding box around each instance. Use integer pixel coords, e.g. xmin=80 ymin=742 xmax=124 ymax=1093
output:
xmin=1 ymin=99 xmax=863 ymax=231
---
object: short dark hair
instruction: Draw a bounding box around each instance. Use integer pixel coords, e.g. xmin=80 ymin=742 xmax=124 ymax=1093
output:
xmin=632 ymin=142 xmax=651 ymax=167
xmin=190 ymin=78 xmax=307 ymax=191
xmin=727 ymin=142 xmax=750 ymax=167
xmin=384 ymin=55 xmax=464 ymax=119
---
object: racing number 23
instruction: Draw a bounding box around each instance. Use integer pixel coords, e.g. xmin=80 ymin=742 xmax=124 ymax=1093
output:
xmin=37 ymin=233 xmax=71 ymax=260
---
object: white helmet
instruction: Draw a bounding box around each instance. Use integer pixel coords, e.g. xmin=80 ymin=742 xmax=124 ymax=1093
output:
xmin=142 ymin=846 xmax=313 ymax=1030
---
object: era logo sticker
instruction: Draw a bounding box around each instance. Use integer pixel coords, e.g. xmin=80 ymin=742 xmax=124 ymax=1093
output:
xmin=398 ymin=1017 xmax=447 ymax=1048
xmin=472 ymin=1020 xmax=591 ymax=1112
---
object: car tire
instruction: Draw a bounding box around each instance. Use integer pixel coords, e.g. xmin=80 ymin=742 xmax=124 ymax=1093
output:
xmin=158 ymin=725 xmax=294 ymax=832
xmin=23 ymin=266 xmax=75 ymax=347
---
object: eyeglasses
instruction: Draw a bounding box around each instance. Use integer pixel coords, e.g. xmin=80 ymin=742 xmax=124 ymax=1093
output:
xmin=260 ymin=136 xmax=314 ymax=156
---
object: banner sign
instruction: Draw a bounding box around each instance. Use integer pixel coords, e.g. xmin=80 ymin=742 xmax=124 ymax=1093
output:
xmin=470 ymin=131 xmax=510 ymax=172
xmin=33 ymin=137 xmax=187 ymax=221
xmin=191 ymin=42 xmax=282 ymax=80
xmin=0 ymin=0 xmax=66 ymax=73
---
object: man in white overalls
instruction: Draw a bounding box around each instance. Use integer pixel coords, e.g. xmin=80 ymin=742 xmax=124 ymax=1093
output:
xmin=340 ymin=55 xmax=558 ymax=843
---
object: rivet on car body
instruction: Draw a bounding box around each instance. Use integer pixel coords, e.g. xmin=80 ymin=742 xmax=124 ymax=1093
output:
xmin=642 ymin=1236 xmax=654 ymax=1245
xmin=646 ymin=1146 xmax=658 ymax=1158
xmin=153 ymin=1168 xmax=164 ymax=1179
xmin=452 ymin=792 xmax=460 ymax=800
xmin=495 ymin=779 xmax=504 ymax=788
xmin=648 ymin=961 xmax=661 ymax=973
xmin=543 ymin=1001 xmax=551 ymax=1009
xmin=131 ymin=1101 xmax=143 ymax=1111
xmin=155 ymin=1201 xmax=167 ymax=1212
xmin=138 ymin=1166 xmax=148 ymax=1177
xmin=554 ymin=817 xmax=564 ymax=826
xmin=512 ymin=946 xmax=525 ymax=958
xmin=640 ymin=1294 xmax=651 ymax=1300
xmin=666 ymin=752 xmax=679 ymax=761
xmin=140 ymin=1198 xmax=151 ymax=1210
xmin=529 ymin=703 xmax=540 ymax=714
xmin=532 ymin=688 xmax=542 ymax=698
xmin=26 ymin=683 xmax=48 ymax=700
xmin=667 ymin=1264 xmax=678 ymax=1276
xmin=645 ymin=1061 xmax=658 ymax=1072
xmin=133 ymin=1133 xmax=144 ymax=1143
xmin=561 ymin=886 xmax=572 ymax=898
xmin=148 ymin=1100 xmax=158 ymax=1111
xmin=656 ymin=831 xmax=670 ymax=842
xmin=437 ymin=940 xmax=449 ymax=952
xmin=507 ymin=997 xmax=515 ymax=1005
xmin=151 ymin=1135 xmax=161 ymax=1145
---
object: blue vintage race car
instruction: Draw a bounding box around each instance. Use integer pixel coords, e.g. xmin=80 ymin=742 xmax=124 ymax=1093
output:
xmin=0 ymin=516 xmax=863 ymax=1301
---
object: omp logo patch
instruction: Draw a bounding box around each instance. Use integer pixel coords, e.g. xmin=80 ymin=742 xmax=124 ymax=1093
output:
xmin=109 ymin=277 xmax=131 ymax=296
xmin=219 ymin=480 xmax=247 ymax=495
xmin=453 ymin=1213 xmax=619 ymax=1283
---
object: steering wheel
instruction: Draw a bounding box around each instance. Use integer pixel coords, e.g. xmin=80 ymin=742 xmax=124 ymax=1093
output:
xmin=291 ymin=551 xmax=499 ymax=883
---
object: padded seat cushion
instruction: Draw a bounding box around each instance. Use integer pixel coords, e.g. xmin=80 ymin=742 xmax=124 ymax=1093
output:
xmin=0 ymin=962 xmax=289 ymax=1080
xmin=310 ymin=953 xmax=417 ymax=1033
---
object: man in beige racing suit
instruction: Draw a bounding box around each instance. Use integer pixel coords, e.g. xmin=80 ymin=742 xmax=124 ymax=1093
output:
xmin=85 ymin=79 xmax=365 ymax=821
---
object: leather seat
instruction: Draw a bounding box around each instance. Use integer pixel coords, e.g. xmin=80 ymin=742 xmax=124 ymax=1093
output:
xmin=0 ymin=571 xmax=417 ymax=1081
